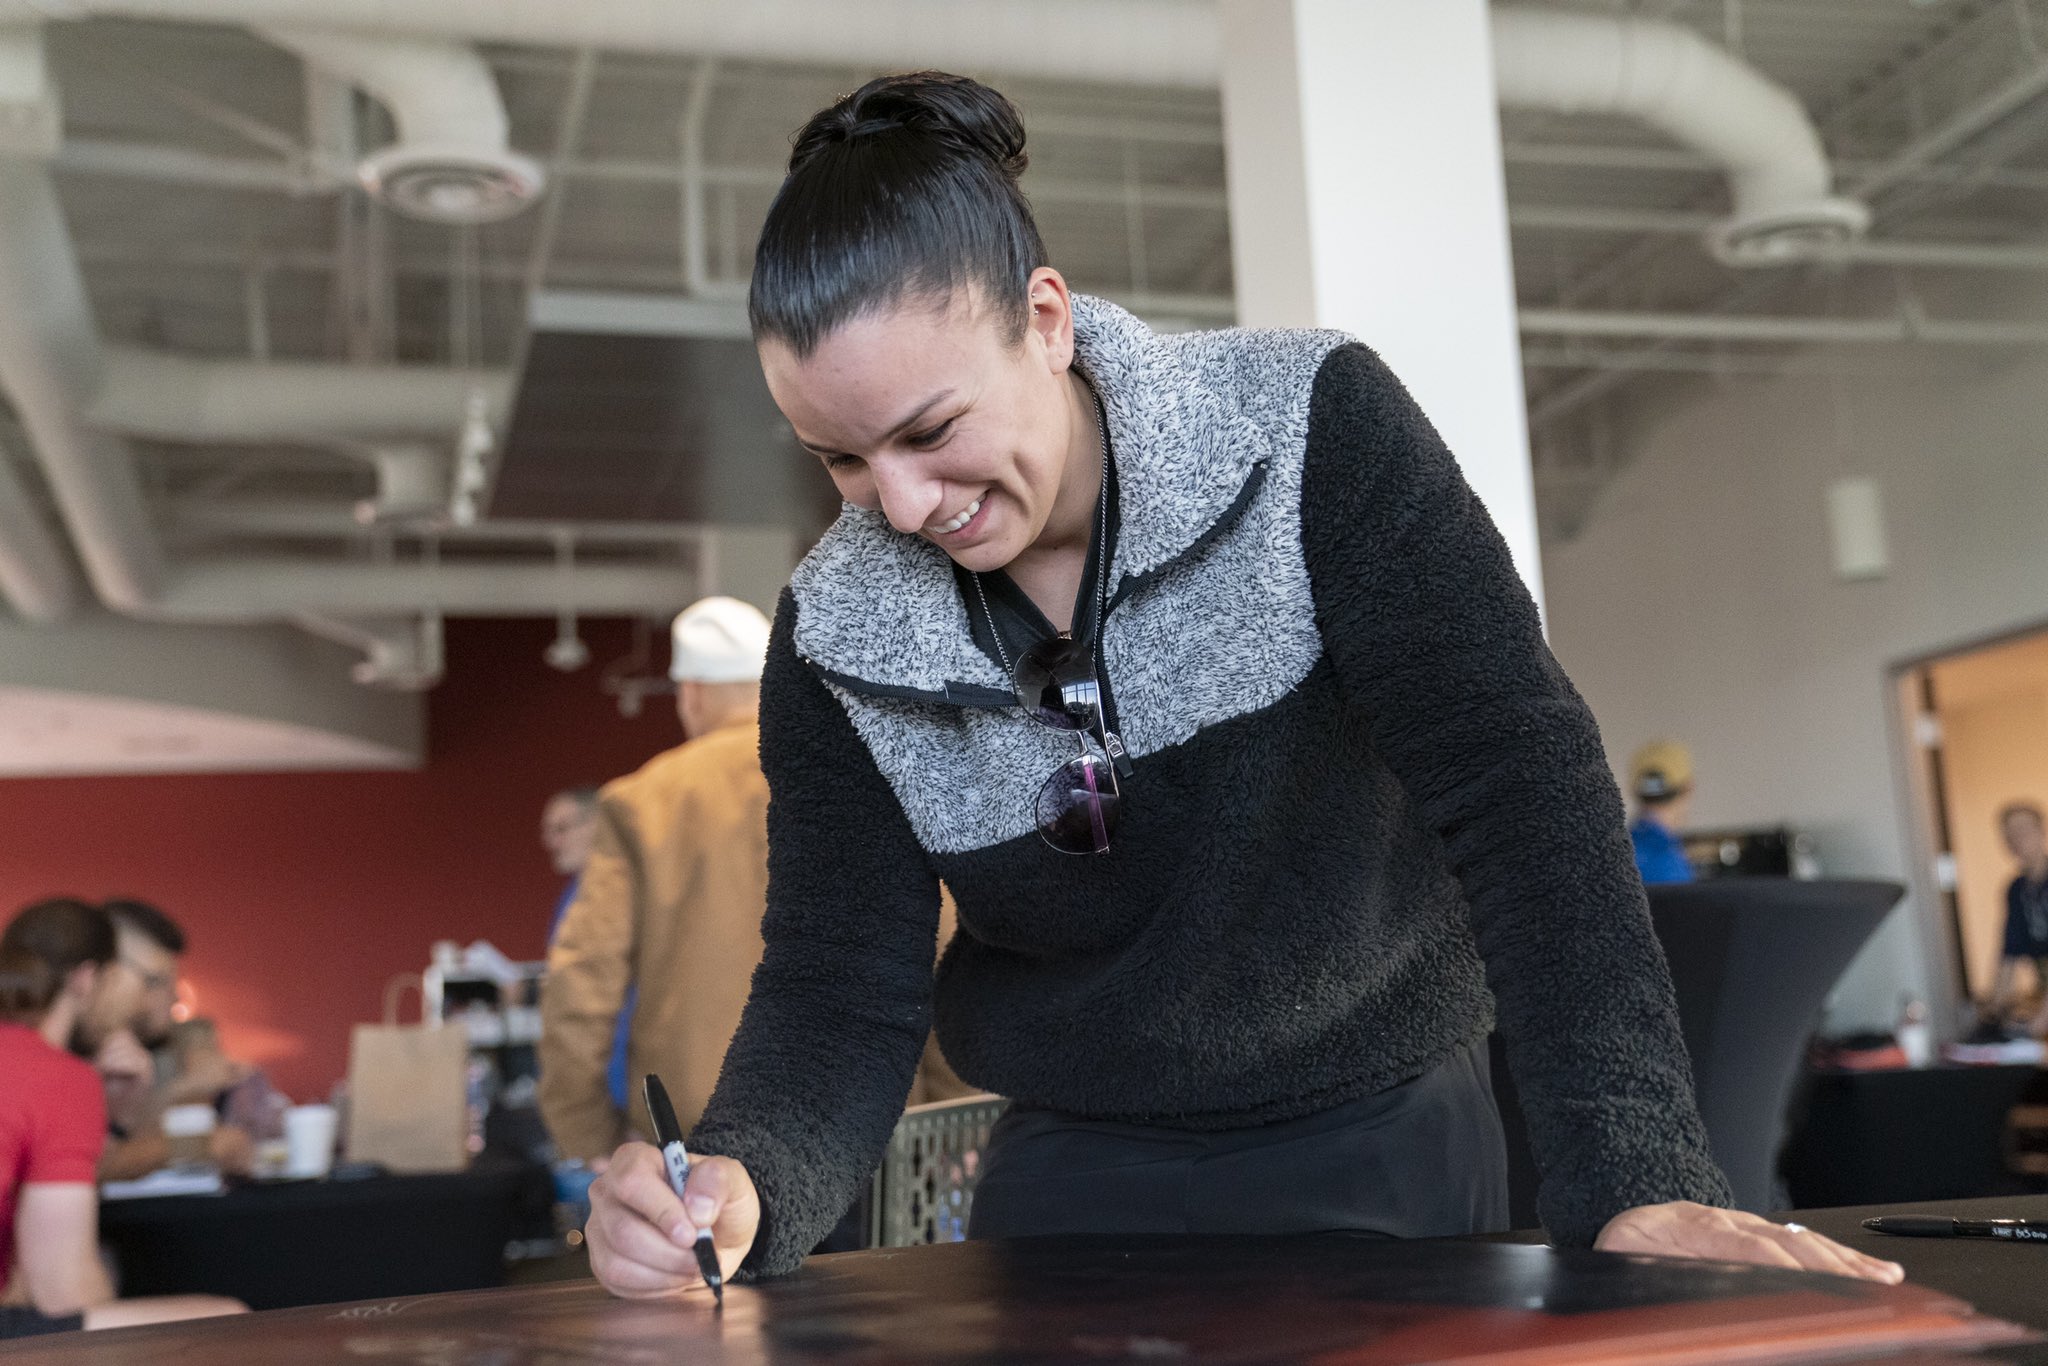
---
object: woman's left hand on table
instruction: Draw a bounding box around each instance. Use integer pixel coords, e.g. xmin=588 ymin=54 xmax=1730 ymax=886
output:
xmin=1596 ymin=1201 xmax=1904 ymax=1283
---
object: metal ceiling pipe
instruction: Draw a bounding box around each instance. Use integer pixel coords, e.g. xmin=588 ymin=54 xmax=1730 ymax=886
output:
xmin=1489 ymin=8 xmax=1867 ymax=267
xmin=166 ymin=499 xmax=709 ymax=546
xmin=1518 ymin=307 xmax=2048 ymax=347
xmin=156 ymin=559 xmax=693 ymax=619
xmin=1511 ymin=204 xmax=2048 ymax=273
xmin=1829 ymin=238 xmax=2048 ymax=273
xmin=0 ymin=159 xmax=166 ymax=614
xmin=27 ymin=0 xmax=1223 ymax=87
xmin=89 ymin=347 xmax=509 ymax=443
xmin=258 ymin=25 xmax=543 ymax=222
xmin=56 ymin=137 xmax=340 ymax=192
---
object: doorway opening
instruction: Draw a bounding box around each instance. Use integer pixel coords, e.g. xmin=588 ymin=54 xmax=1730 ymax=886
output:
xmin=1894 ymin=624 xmax=2048 ymax=1011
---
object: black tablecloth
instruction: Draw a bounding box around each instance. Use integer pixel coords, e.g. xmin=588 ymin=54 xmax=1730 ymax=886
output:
xmin=1477 ymin=1192 xmax=2048 ymax=1362
xmin=98 ymin=1158 xmax=554 ymax=1311
xmin=1780 ymin=1063 xmax=2048 ymax=1207
xmin=1791 ymin=1194 xmax=2048 ymax=1364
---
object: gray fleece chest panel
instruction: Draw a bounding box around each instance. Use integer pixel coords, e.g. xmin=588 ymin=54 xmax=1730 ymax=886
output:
xmin=790 ymin=295 xmax=1352 ymax=855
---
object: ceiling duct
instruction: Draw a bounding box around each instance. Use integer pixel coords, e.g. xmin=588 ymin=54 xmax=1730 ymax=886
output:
xmin=259 ymin=26 xmax=543 ymax=224
xmin=0 ymin=158 xmax=166 ymax=614
xmin=12 ymin=2 xmax=1859 ymax=266
xmin=0 ymin=21 xmax=701 ymax=730
xmin=0 ymin=22 xmax=56 ymax=157
xmin=1490 ymin=7 xmax=1868 ymax=267
xmin=0 ymin=28 xmax=81 ymax=622
xmin=89 ymin=348 xmax=507 ymax=444
xmin=0 ymin=148 xmax=690 ymax=624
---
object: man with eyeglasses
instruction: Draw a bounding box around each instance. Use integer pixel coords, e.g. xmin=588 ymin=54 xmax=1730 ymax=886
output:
xmin=88 ymin=901 xmax=253 ymax=1182
xmin=0 ymin=897 xmax=247 ymax=1337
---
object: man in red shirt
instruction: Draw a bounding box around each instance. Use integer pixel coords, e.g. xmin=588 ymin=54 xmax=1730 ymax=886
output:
xmin=0 ymin=898 xmax=243 ymax=1339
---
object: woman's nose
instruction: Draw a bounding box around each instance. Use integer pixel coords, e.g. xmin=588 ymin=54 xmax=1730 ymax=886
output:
xmin=869 ymin=461 xmax=943 ymax=536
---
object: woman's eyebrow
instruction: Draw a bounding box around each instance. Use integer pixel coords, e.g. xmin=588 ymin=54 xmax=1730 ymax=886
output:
xmin=794 ymin=389 xmax=958 ymax=458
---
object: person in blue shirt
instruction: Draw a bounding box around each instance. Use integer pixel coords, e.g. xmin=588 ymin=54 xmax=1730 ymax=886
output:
xmin=1627 ymin=741 xmax=1697 ymax=885
xmin=542 ymin=787 xmax=600 ymax=932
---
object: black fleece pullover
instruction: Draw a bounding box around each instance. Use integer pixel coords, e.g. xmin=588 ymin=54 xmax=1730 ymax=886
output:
xmin=690 ymin=299 xmax=1732 ymax=1277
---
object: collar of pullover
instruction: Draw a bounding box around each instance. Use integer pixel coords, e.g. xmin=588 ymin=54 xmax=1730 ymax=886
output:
xmin=790 ymin=293 xmax=1276 ymax=697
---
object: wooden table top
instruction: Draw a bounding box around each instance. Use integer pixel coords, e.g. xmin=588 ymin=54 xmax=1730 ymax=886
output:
xmin=10 ymin=1231 xmax=2032 ymax=1365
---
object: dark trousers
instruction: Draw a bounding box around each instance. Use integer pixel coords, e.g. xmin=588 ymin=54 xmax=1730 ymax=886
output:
xmin=968 ymin=1041 xmax=1509 ymax=1241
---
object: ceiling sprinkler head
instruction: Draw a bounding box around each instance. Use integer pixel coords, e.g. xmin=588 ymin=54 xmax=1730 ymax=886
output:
xmin=358 ymin=143 xmax=545 ymax=224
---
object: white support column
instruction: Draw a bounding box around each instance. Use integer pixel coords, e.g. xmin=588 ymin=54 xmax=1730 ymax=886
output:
xmin=1220 ymin=0 xmax=1543 ymax=609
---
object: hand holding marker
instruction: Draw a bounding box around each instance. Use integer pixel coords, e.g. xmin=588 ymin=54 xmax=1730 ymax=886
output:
xmin=643 ymin=1073 xmax=726 ymax=1305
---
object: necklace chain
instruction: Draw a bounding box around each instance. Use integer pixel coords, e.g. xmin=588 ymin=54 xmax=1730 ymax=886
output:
xmin=972 ymin=572 xmax=1009 ymax=676
xmin=973 ymin=379 xmax=1112 ymax=679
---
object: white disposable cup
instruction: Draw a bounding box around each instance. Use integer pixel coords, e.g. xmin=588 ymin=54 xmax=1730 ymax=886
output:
xmin=161 ymin=1103 xmax=217 ymax=1137
xmin=162 ymin=1102 xmax=217 ymax=1167
xmin=284 ymin=1103 xmax=339 ymax=1178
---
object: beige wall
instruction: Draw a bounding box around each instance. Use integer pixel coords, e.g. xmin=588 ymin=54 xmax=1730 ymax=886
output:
xmin=1541 ymin=342 xmax=2048 ymax=1034
xmin=1929 ymin=634 xmax=2048 ymax=998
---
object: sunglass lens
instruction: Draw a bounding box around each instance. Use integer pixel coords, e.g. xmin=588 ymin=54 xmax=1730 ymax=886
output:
xmin=1015 ymin=637 xmax=1099 ymax=731
xmin=1035 ymin=751 xmax=1120 ymax=854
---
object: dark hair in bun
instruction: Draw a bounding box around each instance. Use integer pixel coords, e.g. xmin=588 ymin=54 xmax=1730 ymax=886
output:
xmin=749 ymin=71 xmax=1047 ymax=357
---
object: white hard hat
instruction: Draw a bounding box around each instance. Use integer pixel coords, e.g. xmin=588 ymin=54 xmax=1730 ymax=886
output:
xmin=669 ymin=596 xmax=772 ymax=683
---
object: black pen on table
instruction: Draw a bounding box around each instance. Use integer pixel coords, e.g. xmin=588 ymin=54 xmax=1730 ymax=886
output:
xmin=642 ymin=1073 xmax=726 ymax=1305
xmin=1863 ymin=1215 xmax=2048 ymax=1243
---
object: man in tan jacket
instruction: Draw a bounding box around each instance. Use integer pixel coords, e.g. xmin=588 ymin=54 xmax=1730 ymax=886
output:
xmin=542 ymin=597 xmax=968 ymax=1165
xmin=540 ymin=597 xmax=781 ymax=1163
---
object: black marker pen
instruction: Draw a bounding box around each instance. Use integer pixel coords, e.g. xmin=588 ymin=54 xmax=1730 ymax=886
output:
xmin=643 ymin=1073 xmax=725 ymax=1305
xmin=1863 ymin=1215 xmax=2048 ymax=1242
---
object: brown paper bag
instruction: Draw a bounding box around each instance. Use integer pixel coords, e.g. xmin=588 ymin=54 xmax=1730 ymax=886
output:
xmin=344 ymin=974 xmax=470 ymax=1173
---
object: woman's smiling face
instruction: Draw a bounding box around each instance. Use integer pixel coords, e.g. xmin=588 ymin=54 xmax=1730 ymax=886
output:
xmin=758 ymin=271 xmax=1085 ymax=575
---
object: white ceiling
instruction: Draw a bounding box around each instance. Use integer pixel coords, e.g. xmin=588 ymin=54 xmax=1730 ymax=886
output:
xmin=8 ymin=0 xmax=2048 ymax=579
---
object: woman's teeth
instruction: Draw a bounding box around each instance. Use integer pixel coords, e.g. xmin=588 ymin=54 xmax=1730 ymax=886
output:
xmin=932 ymin=498 xmax=983 ymax=535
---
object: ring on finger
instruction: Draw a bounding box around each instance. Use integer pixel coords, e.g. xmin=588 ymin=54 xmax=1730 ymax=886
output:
xmin=1782 ymin=1222 xmax=1808 ymax=1235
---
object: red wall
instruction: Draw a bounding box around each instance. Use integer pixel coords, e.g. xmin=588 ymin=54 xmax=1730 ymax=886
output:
xmin=0 ymin=617 xmax=680 ymax=1102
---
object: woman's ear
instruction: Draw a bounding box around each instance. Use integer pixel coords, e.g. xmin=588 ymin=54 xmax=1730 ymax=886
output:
xmin=1024 ymin=267 xmax=1075 ymax=374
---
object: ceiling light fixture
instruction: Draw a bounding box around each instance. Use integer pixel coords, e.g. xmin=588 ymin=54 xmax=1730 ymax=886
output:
xmin=544 ymin=531 xmax=590 ymax=671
